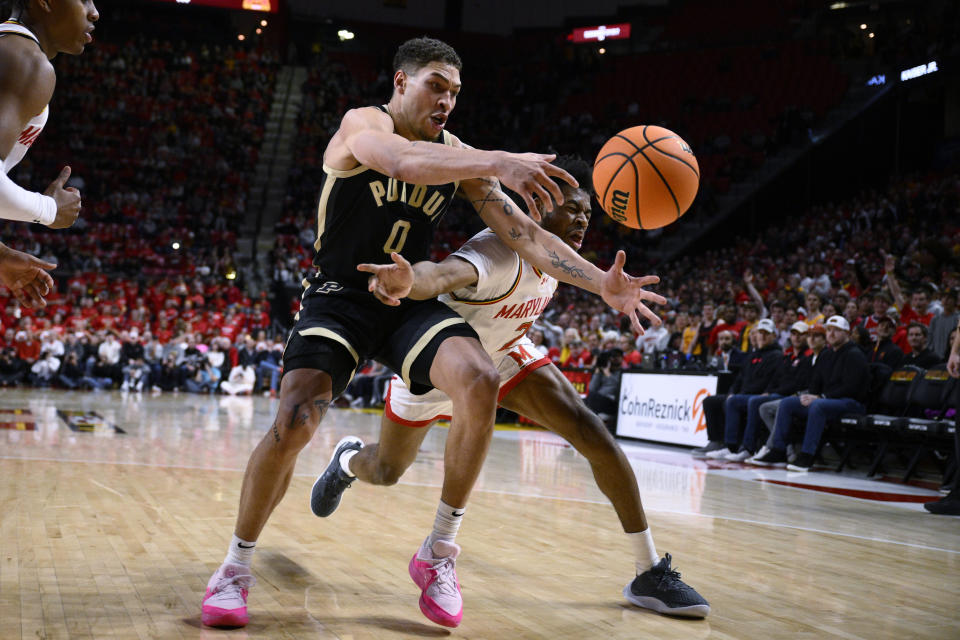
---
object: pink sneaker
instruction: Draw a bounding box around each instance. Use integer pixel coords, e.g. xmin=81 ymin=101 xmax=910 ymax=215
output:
xmin=201 ymin=563 xmax=255 ymax=628
xmin=408 ymin=538 xmax=463 ymax=628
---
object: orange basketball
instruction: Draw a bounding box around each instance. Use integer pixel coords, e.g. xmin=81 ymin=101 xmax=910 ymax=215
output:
xmin=592 ymin=125 xmax=700 ymax=230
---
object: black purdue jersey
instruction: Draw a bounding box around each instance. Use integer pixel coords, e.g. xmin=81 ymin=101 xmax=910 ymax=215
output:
xmin=308 ymin=106 xmax=460 ymax=293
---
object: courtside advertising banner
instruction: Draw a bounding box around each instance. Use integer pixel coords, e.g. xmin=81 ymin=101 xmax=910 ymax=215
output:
xmin=616 ymin=373 xmax=717 ymax=446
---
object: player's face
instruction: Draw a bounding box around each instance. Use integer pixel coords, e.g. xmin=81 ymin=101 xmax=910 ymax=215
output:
xmin=47 ymin=0 xmax=99 ymax=56
xmin=399 ymin=62 xmax=460 ymax=141
xmin=540 ymin=185 xmax=591 ymax=250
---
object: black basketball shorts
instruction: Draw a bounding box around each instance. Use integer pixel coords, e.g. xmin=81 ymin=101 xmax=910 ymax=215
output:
xmin=283 ymin=287 xmax=479 ymax=397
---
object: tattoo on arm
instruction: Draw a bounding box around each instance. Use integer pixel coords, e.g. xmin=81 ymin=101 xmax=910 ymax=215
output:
xmin=508 ymin=228 xmax=521 ymax=241
xmin=272 ymin=421 xmax=281 ymax=442
xmin=546 ymin=249 xmax=591 ymax=281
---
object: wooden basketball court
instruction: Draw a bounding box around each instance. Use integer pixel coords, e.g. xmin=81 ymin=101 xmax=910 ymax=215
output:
xmin=1 ymin=389 xmax=957 ymax=639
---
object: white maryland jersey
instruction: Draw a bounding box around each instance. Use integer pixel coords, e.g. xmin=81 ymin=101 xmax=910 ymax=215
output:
xmin=0 ymin=21 xmax=49 ymax=174
xmin=439 ymin=229 xmax=558 ymax=356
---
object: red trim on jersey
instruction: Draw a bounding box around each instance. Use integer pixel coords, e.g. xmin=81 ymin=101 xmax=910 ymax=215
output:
xmin=384 ymin=382 xmax=450 ymax=428
xmin=497 ymin=356 xmax=551 ymax=401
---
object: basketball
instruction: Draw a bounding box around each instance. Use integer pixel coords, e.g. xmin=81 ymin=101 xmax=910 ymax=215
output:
xmin=592 ymin=125 xmax=700 ymax=230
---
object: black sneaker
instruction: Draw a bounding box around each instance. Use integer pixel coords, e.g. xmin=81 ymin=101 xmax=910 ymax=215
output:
xmin=623 ymin=554 xmax=710 ymax=618
xmin=924 ymin=490 xmax=960 ymax=515
xmin=786 ymin=452 xmax=815 ymax=472
xmin=310 ymin=436 xmax=363 ymax=517
xmin=747 ymin=447 xmax=788 ymax=467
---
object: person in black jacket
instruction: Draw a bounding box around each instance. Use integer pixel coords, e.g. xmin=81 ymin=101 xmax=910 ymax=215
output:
xmin=752 ymin=315 xmax=870 ymax=471
xmin=706 ymin=319 xmax=783 ymax=459
xmin=902 ymin=323 xmax=941 ymax=369
xmin=722 ymin=321 xmax=814 ymax=461
xmin=870 ymin=315 xmax=904 ymax=368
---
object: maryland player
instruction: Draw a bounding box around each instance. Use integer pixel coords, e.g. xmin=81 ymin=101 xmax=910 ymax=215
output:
xmin=311 ymin=156 xmax=709 ymax=626
xmin=0 ymin=0 xmax=94 ymax=306
xmin=201 ymin=38 xmax=665 ymax=629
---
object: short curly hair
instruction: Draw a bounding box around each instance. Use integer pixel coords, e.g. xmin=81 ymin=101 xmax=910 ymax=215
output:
xmin=393 ymin=37 xmax=462 ymax=74
xmin=550 ymin=155 xmax=593 ymax=198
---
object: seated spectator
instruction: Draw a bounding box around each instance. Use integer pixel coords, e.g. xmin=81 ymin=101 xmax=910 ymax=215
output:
xmin=58 ymin=352 xmax=111 ymax=390
xmin=750 ymin=324 xmax=829 ymax=462
xmin=706 ymin=319 xmax=783 ymax=460
xmin=619 ymin=332 xmax=642 ymax=368
xmin=725 ymin=322 xmax=814 ymax=461
xmin=861 ymin=291 xmax=892 ymax=341
xmin=0 ymin=342 xmax=28 ymax=386
xmin=586 ymin=348 xmax=623 ymax=431
xmin=706 ymin=329 xmax=744 ymax=373
xmin=869 ymin=315 xmax=904 ymax=368
xmin=902 ymin=323 xmax=941 ymax=369
xmin=803 ymin=292 xmax=826 ymax=327
xmin=154 ymin=353 xmax=182 ymax=392
xmin=221 ymin=365 xmax=256 ymax=396
xmin=30 ymin=351 xmax=60 ymax=387
xmin=751 ymin=316 xmax=870 ymax=471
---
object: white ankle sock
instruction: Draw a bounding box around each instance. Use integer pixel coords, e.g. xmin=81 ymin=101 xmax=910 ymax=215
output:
xmin=629 ymin=529 xmax=659 ymax=574
xmin=340 ymin=448 xmax=358 ymax=477
xmin=225 ymin=534 xmax=256 ymax=567
xmin=427 ymin=499 xmax=464 ymax=547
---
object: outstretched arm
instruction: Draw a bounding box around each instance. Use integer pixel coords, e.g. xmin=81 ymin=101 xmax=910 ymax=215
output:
xmin=327 ymin=107 xmax=574 ymax=214
xmin=743 ymin=271 xmax=768 ymax=318
xmin=459 ymin=176 xmax=665 ymax=333
xmin=884 ymin=254 xmax=906 ymax=310
xmin=357 ymin=253 xmax=478 ymax=305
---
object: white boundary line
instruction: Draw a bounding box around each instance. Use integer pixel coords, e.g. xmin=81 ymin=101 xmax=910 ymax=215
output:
xmin=4 ymin=454 xmax=957 ymax=555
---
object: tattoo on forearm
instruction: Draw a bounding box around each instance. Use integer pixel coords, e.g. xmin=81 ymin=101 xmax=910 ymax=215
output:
xmin=272 ymin=421 xmax=281 ymax=442
xmin=470 ymin=183 xmax=505 ymax=215
xmin=502 ymin=202 xmax=513 ymax=216
xmin=508 ymin=228 xmax=521 ymax=241
xmin=546 ymin=249 xmax=591 ymax=281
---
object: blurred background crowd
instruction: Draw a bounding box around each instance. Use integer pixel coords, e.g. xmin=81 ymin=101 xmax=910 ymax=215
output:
xmin=1 ymin=0 xmax=958 ymax=407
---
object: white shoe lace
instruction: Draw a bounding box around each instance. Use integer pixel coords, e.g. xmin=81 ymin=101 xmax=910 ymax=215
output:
xmin=210 ymin=571 xmax=256 ymax=604
xmin=428 ymin=556 xmax=458 ymax=598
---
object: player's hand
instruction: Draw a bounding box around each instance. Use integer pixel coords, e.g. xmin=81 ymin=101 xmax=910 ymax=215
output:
xmin=0 ymin=243 xmax=56 ymax=309
xmin=494 ymin=152 xmax=578 ymax=220
xmin=948 ymin=352 xmax=960 ymax=378
xmin=357 ymin=252 xmax=414 ymax=306
xmin=599 ymin=250 xmax=666 ymax=335
xmin=44 ymin=166 xmax=81 ymax=229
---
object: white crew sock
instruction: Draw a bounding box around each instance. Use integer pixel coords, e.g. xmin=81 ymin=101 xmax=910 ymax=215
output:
xmin=427 ymin=499 xmax=464 ymax=547
xmin=225 ymin=534 xmax=256 ymax=567
xmin=629 ymin=529 xmax=659 ymax=574
xmin=340 ymin=448 xmax=358 ymax=477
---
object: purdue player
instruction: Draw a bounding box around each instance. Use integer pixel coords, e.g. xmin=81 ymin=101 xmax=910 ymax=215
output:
xmin=0 ymin=1 xmax=93 ymax=306
xmin=312 ymin=157 xmax=709 ymax=626
xmin=201 ymin=38 xmax=665 ymax=629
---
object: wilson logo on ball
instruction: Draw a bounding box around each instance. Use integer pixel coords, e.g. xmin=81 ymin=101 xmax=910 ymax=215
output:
xmin=610 ymin=190 xmax=630 ymax=222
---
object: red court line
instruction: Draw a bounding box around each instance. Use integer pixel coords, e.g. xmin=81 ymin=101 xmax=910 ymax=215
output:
xmin=757 ymin=479 xmax=940 ymax=503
